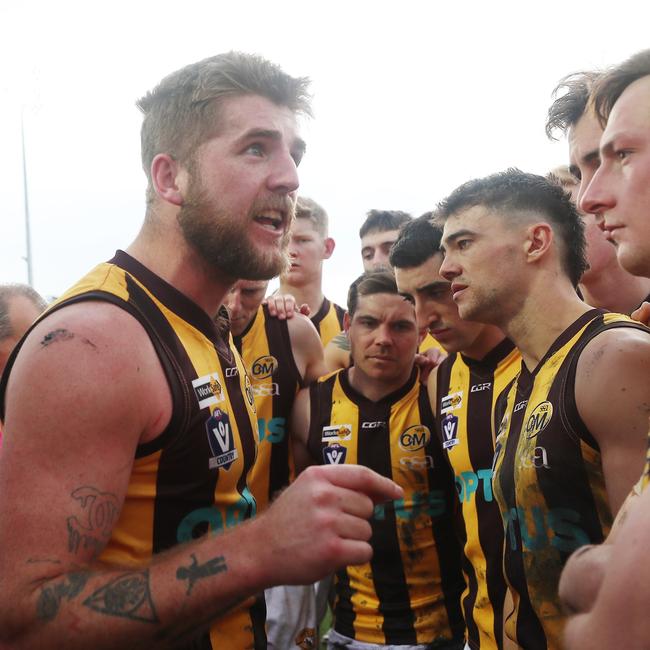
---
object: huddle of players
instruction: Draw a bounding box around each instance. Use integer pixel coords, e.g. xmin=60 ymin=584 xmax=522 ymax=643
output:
xmin=255 ymin=53 xmax=650 ymax=650
xmin=2 ymin=48 xmax=650 ymax=650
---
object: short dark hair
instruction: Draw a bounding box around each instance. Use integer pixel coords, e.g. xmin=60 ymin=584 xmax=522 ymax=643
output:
xmin=347 ymin=270 xmax=413 ymax=318
xmin=359 ymin=210 xmax=412 ymax=239
xmin=389 ymin=216 xmax=443 ymax=269
xmin=436 ymin=168 xmax=587 ymax=287
xmin=593 ymin=49 xmax=650 ymax=125
xmin=0 ymin=284 xmax=47 ymax=340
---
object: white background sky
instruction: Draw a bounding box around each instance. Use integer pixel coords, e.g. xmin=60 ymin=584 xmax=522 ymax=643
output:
xmin=1 ymin=0 xmax=648 ymax=307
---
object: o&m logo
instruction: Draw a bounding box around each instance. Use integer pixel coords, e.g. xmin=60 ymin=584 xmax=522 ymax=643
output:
xmin=525 ymin=401 xmax=553 ymax=439
xmin=399 ymin=425 xmax=431 ymax=452
xmin=251 ymin=355 xmax=278 ymax=379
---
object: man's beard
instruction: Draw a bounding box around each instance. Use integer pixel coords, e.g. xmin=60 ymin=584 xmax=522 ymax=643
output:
xmin=177 ymin=179 xmax=294 ymax=281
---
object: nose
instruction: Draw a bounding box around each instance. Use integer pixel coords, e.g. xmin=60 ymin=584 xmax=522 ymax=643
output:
xmin=225 ymin=291 xmax=242 ymax=318
xmin=438 ymin=255 xmax=460 ymax=282
xmin=579 ymin=167 xmax=613 ymax=220
xmin=268 ymin=150 xmax=300 ymax=195
xmin=414 ymin=298 xmax=438 ymax=333
xmin=374 ymin=323 xmax=393 ymax=347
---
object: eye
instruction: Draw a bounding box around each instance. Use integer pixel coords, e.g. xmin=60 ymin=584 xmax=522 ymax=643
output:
xmin=616 ymin=149 xmax=631 ymax=161
xmin=457 ymin=239 xmax=471 ymax=250
xmin=362 ymin=251 xmax=374 ymax=260
xmin=245 ymin=143 xmax=264 ymax=156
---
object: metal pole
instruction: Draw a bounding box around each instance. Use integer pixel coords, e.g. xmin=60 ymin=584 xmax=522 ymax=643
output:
xmin=21 ymin=109 xmax=33 ymax=287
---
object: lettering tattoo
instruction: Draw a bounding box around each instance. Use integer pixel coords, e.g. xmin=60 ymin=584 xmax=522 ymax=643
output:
xmin=83 ymin=570 xmax=159 ymax=623
xmin=36 ymin=572 xmax=90 ymax=621
xmin=176 ymin=553 xmax=228 ymax=596
xmin=67 ymin=486 xmax=120 ymax=558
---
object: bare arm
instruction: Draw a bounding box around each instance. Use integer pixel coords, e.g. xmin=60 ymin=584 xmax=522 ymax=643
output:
xmin=0 ymin=304 xmax=401 ymax=649
xmin=323 ymin=332 xmax=350 ymax=373
xmin=289 ymin=387 xmax=313 ymax=475
xmin=286 ymin=313 xmax=327 ymax=383
xmin=426 ymin=364 xmax=439 ymax=417
xmin=562 ymin=484 xmax=650 ymax=649
xmin=575 ymin=328 xmax=650 ymax=513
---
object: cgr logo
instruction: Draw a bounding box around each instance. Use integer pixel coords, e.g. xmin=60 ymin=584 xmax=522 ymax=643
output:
xmin=251 ymin=355 xmax=278 ymax=379
xmin=471 ymin=382 xmax=491 ymax=393
xmin=525 ymin=401 xmax=553 ymax=439
xmin=361 ymin=421 xmax=385 ymax=429
xmin=399 ymin=425 xmax=431 ymax=452
xmin=514 ymin=400 xmax=528 ymax=413
xmin=225 ymin=367 xmax=239 ymax=378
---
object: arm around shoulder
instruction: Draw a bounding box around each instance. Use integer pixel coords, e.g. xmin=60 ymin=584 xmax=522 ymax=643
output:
xmin=286 ymin=312 xmax=327 ymax=383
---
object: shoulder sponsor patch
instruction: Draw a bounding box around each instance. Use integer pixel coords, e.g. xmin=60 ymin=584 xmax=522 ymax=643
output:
xmin=440 ymin=390 xmax=463 ymax=414
xmin=250 ymin=355 xmax=278 ymax=379
xmin=322 ymin=424 xmax=353 ymax=442
xmin=193 ymin=372 xmax=224 ymax=409
xmin=206 ymin=408 xmax=239 ymax=470
xmin=441 ymin=413 xmax=460 ymax=449
xmin=323 ymin=443 xmax=347 ymax=465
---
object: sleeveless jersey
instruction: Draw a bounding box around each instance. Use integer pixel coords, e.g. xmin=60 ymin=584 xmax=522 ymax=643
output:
xmin=311 ymin=297 xmax=346 ymax=347
xmin=233 ymin=303 xmax=303 ymax=511
xmin=492 ymin=309 xmax=649 ymax=650
xmin=0 ymin=251 xmax=265 ymax=650
xmin=306 ymin=368 xmax=465 ymax=646
xmin=435 ymin=339 xmax=521 ymax=650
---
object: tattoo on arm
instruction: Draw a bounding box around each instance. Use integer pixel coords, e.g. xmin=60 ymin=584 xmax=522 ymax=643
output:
xmin=176 ymin=553 xmax=228 ymax=596
xmin=40 ymin=329 xmax=97 ymax=349
xmin=332 ymin=332 xmax=350 ymax=351
xmin=67 ymin=486 xmax=120 ymax=558
xmin=83 ymin=570 xmax=159 ymax=623
xmin=37 ymin=572 xmax=90 ymax=621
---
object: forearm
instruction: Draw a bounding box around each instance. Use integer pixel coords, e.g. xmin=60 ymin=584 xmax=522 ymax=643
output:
xmin=1 ymin=518 xmax=268 ymax=650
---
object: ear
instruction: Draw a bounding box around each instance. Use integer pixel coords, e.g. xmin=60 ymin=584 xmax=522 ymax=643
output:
xmin=150 ymin=154 xmax=184 ymax=206
xmin=323 ymin=237 xmax=336 ymax=260
xmin=524 ymin=223 xmax=554 ymax=264
xmin=343 ymin=311 xmax=351 ymax=333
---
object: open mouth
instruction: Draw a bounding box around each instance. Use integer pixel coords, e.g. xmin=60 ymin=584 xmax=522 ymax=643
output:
xmin=253 ymin=210 xmax=284 ymax=232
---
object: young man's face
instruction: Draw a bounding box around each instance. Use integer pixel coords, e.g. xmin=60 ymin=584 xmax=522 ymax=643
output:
xmin=360 ymin=228 xmax=401 ymax=272
xmin=394 ymin=253 xmax=493 ymax=355
xmin=282 ymin=218 xmax=333 ymax=287
xmin=580 ymin=76 xmax=650 ymax=277
xmin=223 ymin=280 xmax=269 ymax=336
xmin=439 ymin=206 xmax=525 ymax=326
xmin=346 ymin=292 xmax=418 ymax=385
xmin=177 ymin=94 xmax=306 ymax=281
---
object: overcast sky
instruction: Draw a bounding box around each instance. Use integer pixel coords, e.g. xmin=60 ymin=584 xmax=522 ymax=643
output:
xmin=1 ymin=0 xmax=647 ymax=306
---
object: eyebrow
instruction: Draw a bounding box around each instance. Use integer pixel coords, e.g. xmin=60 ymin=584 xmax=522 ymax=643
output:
xmin=417 ymin=280 xmax=450 ymax=293
xmin=238 ymin=128 xmax=307 ymax=155
xmin=441 ymin=228 xmax=475 ymax=247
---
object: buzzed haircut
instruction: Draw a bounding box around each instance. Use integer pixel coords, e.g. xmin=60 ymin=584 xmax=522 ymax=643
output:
xmin=592 ymin=49 xmax=650 ymax=125
xmin=545 ymin=71 xmax=602 ymax=140
xmin=359 ymin=210 xmax=412 ymax=239
xmin=347 ymin=270 xmax=413 ymax=318
xmin=436 ymin=168 xmax=588 ymax=287
xmin=0 ymin=284 xmax=47 ymax=340
xmin=547 ymin=165 xmax=579 ymax=191
xmin=138 ymin=51 xmax=312 ymax=204
xmin=295 ymin=196 xmax=329 ymax=237
xmin=389 ymin=216 xmax=443 ymax=269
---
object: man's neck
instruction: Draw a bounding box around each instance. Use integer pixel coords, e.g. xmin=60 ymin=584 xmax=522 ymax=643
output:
xmin=461 ymin=325 xmax=507 ymax=361
xmin=278 ymin=280 xmax=325 ymax=317
xmin=127 ymin=221 xmax=234 ymax=318
xmin=347 ymin=366 xmax=413 ymax=403
xmin=501 ymin=279 xmax=591 ymax=372
xmin=580 ymin=264 xmax=650 ymax=315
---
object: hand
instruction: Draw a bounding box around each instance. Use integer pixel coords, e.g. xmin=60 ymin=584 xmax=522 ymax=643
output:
xmin=264 ymin=293 xmax=310 ymax=319
xmin=257 ymin=464 xmax=402 ymax=586
xmin=631 ymin=301 xmax=650 ymax=327
xmin=415 ymin=347 xmax=447 ymax=384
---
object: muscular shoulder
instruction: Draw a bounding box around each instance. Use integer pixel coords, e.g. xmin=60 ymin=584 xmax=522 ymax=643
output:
xmin=5 ymin=300 xmax=171 ymax=445
xmin=287 ymin=312 xmax=322 ymax=351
